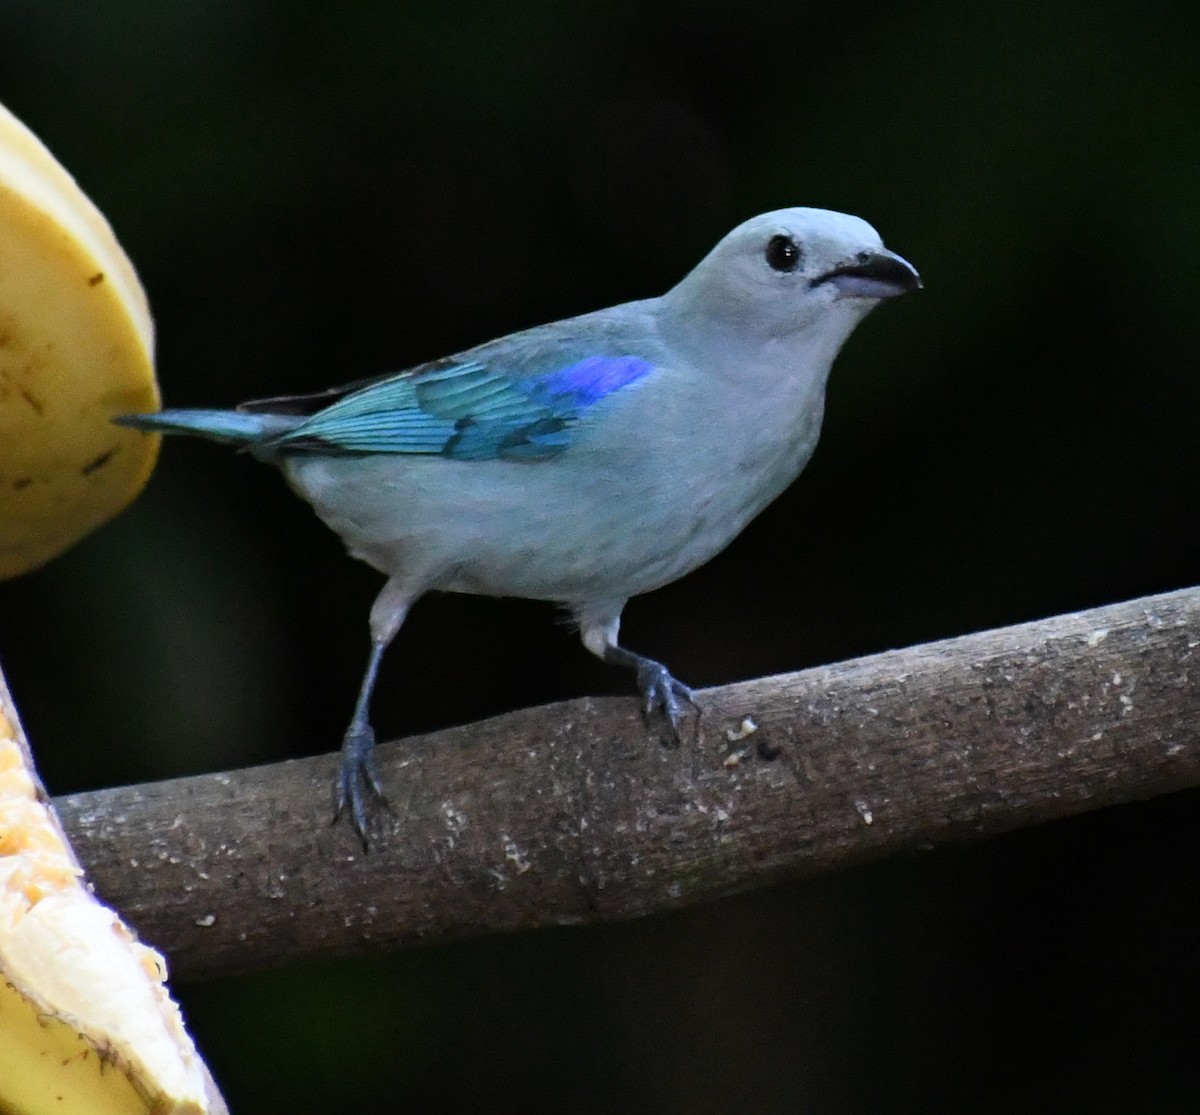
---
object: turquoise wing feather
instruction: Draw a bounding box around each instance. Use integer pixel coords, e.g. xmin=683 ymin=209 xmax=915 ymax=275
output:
xmin=267 ymin=355 xmax=652 ymax=460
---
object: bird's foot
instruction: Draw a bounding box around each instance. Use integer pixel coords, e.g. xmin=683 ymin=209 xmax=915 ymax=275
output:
xmin=631 ymin=656 xmax=700 ymax=745
xmin=333 ymin=721 xmax=388 ymax=849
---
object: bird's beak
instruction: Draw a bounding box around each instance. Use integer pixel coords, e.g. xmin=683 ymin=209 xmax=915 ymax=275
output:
xmin=813 ymin=250 xmax=922 ymax=300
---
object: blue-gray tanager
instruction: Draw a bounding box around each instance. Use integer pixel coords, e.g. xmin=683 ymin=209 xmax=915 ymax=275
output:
xmin=117 ymin=207 xmax=920 ymax=841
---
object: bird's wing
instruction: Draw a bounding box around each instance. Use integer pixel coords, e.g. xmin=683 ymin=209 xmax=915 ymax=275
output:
xmin=264 ymin=353 xmax=653 ymax=460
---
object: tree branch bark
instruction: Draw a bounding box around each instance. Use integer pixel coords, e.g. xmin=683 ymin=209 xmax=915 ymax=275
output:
xmin=52 ymin=587 xmax=1200 ymax=982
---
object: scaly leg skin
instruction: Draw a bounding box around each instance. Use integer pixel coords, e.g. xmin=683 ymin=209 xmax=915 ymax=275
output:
xmin=333 ymin=638 xmax=391 ymax=848
xmin=335 ymin=716 xmax=387 ymax=849
xmin=333 ymin=576 xmax=414 ymax=848
xmin=578 ymin=607 xmax=701 ymax=743
xmin=603 ymin=644 xmax=701 ymax=744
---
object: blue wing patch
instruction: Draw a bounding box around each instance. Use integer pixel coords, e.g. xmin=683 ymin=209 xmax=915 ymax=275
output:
xmin=268 ymin=355 xmax=651 ymax=460
xmin=525 ymin=355 xmax=654 ymax=408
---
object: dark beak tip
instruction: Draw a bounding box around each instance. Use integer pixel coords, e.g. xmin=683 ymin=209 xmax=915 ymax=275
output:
xmin=869 ymin=254 xmax=922 ymax=293
xmin=814 ymin=252 xmax=921 ymax=299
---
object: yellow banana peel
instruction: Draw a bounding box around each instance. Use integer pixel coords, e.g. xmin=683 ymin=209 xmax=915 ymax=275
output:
xmin=0 ymin=99 xmax=159 ymax=578
xmin=0 ymin=670 xmax=228 ymax=1114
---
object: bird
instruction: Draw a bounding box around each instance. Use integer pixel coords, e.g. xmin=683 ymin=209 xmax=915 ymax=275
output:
xmin=116 ymin=206 xmax=921 ymax=844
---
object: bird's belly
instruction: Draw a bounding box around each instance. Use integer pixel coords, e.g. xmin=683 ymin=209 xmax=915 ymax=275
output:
xmin=283 ymin=434 xmax=812 ymax=604
xmin=441 ymin=492 xmax=738 ymax=602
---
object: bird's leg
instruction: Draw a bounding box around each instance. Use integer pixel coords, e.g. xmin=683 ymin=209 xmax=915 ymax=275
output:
xmin=334 ymin=577 xmax=413 ymax=847
xmin=603 ymin=644 xmax=700 ymax=743
xmin=335 ymin=638 xmax=388 ymax=842
xmin=580 ymin=608 xmax=700 ymax=743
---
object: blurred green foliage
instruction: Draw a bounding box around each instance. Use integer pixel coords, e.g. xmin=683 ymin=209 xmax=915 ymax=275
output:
xmin=1 ymin=1 xmax=1198 ymax=1110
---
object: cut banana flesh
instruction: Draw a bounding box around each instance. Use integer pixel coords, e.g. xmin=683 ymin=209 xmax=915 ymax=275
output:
xmin=0 ymin=98 xmax=223 ymax=1114
xmin=0 ymin=99 xmax=159 ymax=578
xmin=0 ymin=671 xmax=227 ymax=1114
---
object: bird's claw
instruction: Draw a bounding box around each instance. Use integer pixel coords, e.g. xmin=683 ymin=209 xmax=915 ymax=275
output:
xmin=634 ymin=658 xmax=700 ymax=744
xmin=334 ymin=721 xmax=388 ymax=849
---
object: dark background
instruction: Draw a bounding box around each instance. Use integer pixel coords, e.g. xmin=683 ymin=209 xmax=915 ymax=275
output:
xmin=2 ymin=1 xmax=1199 ymax=1111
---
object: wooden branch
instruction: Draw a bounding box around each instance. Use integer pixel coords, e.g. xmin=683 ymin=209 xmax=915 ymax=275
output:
xmin=54 ymin=587 xmax=1200 ymax=982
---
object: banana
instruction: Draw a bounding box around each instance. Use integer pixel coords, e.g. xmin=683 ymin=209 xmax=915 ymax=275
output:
xmin=0 ymin=671 xmax=228 ymax=1114
xmin=0 ymin=99 xmax=159 ymax=579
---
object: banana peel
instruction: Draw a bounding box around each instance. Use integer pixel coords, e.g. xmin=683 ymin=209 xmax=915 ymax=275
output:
xmin=0 ymin=669 xmax=228 ymax=1114
xmin=0 ymin=99 xmax=159 ymax=578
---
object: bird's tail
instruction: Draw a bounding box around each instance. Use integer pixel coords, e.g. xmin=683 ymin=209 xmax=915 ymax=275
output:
xmin=114 ymin=408 xmax=301 ymax=446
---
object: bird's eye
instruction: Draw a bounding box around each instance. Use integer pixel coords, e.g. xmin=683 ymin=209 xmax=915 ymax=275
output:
xmin=765 ymin=234 xmax=801 ymax=273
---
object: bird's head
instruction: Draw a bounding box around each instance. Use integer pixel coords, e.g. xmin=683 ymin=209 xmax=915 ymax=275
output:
xmin=662 ymin=207 xmax=921 ymax=344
